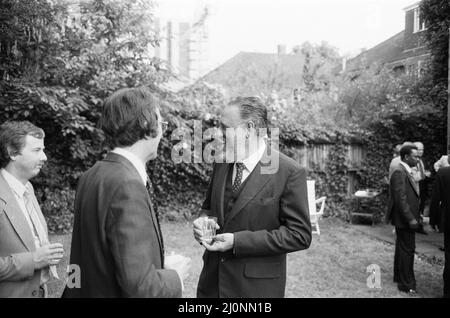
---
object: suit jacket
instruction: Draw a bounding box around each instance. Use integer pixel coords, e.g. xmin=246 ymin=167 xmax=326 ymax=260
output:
xmin=197 ymin=150 xmax=312 ymax=298
xmin=389 ymin=156 xmax=401 ymax=180
xmin=62 ymin=153 xmax=181 ymax=298
xmin=0 ymin=173 xmax=46 ymax=298
xmin=386 ymin=163 xmax=420 ymax=228
xmin=430 ymin=166 xmax=450 ymax=232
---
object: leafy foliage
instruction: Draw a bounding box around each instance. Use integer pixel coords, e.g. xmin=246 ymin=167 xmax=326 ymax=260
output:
xmin=309 ymin=143 xmax=350 ymax=218
xmin=1 ymin=0 xmax=447 ymax=232
xmin=0 ymin=0 xmax=212 ymax=232
xmin=420 ymin=0 xmax=450 ymax=87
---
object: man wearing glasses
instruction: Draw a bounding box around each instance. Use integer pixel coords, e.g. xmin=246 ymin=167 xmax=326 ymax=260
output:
xmin=193 ymin=96 xmax=312 ymax=298
xmin=63 ymin=87 xmax=190 ymax=298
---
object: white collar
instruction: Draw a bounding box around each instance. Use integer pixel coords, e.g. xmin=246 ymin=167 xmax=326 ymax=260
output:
xmin=111 ymin=148 xmax=147 ymax=185
xmin=399 ymin=161 xmax=412 ymax=174
xmin=240 ymin=142 xmax=266 ymax=172
xmin=1 ymin=168 xmax=31 ymax=198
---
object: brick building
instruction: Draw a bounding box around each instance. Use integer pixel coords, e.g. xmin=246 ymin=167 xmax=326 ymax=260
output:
xmin=343 ymin=1 xmax=430 ymax=78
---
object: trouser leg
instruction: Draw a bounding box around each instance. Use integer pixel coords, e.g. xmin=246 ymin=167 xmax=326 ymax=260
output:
xmin=396 ymin=227 xmax=416 ymax=291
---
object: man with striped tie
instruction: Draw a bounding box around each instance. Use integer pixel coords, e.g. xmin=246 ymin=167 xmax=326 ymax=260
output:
xmin=63 ymin=87 xmax=190 ymax=298
xmin=0 ymin=121 xmax=64 ymax=297
xmin=193 ymin=97 xmax=312 ymax=298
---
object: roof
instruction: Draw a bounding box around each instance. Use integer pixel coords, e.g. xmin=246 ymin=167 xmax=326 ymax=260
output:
xmin=199 ymin=52 xmax=306 ymax=98
xmin=345 ymin=31 xmax=405 ymax=73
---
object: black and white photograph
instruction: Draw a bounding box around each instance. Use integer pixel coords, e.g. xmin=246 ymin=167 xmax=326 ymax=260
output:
xmin=0 ymin=0 xmax=449 ymax=302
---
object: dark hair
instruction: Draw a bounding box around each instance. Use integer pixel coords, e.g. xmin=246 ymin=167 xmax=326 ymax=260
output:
xmin=400 ymin=145 xmax=418 ymax=160
xmin=229 ymin=96 xmax=268 ymax=128
xmin=0 ymin=121 xmax=45 ymax=168
xmin=99 ymin=87 xmax=160 ymax=148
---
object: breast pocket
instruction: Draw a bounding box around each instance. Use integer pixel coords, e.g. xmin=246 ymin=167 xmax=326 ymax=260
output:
xmin=258 ymin=197 xmax=277 ymax=205
xmin=244 ymin=262 xmax=281 ymax=279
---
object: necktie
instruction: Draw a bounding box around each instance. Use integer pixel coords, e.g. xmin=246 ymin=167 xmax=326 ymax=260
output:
xmin=23 ymin=188 xmax=58 ymax=280
xmin=146 ymin=178 xmax=164 ymax=262
xmin=232 ymin=163 xmax=246 ymax=193
xmin=418 ymin=160 xmax=425 ymax=180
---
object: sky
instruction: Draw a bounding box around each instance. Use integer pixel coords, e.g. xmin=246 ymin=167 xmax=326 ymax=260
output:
xmin=156 ymin=0 xmax=418 ymax=70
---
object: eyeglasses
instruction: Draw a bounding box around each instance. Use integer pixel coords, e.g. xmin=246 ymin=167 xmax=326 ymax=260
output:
xmin=161 ymin=121 xmax=168 ymax=133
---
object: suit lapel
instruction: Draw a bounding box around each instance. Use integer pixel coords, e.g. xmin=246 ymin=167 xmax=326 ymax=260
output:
xmin=224 ymin=162 xmax=273 ymax=227
xmin=0 ymin=174 xmax=35 ymax=251
xmin=211 ymin=163 xmax=231 ymax=227
xmin=146 ymin=195 xmax=164 ymax=260
xmin=400 ymin=164 xmax=419 ymax=196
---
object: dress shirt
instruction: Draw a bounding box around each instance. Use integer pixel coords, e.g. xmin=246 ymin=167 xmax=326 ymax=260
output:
xmin=111 ymin=148 xmax=147 ymax=185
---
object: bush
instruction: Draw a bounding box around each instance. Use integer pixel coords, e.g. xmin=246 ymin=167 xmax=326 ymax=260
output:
xmin=36 ymin=187 xmax=75 ymax=234
xmin=2 ymin=1 xmax=446 ymax=230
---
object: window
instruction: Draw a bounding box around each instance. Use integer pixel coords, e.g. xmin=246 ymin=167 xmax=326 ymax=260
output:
xmin=413 ymin=8 xmax=426 ymax=33
xmin=392 ymin=65 xmax=405 ymax=74
xmin=407 ymin=64 xmax=417 ymax=77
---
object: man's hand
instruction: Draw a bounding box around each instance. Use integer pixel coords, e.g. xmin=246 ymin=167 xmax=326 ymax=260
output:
xmin=425 ymin=170 xmax=431 ymax=178
xmin=165 ymin=253 xmax=191 ymax=281
xmin=408 ymin=219 xmax=419 ymax=230
xmin=193 ymin=216 xmax=220 ymax=244
xmin=416 ymin=218 xmax=428 ymax=235
xmin=32 ymin=243 xmax=64 ymax=270
xmin=202 ymin=233 xmax=234 ymax=252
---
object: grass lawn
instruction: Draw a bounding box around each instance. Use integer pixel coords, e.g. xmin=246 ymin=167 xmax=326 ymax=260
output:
xmin=47 ymin=217 xmax=444 ymax=298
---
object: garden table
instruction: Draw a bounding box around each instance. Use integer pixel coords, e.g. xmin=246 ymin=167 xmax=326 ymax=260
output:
xmin=350 ymin=189 xmax=381 ymax=226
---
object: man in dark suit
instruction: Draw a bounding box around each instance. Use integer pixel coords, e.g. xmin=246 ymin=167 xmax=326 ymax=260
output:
xmin=63 ymin=87 xmax=190 ymax=298
xmin=386 ymin=144 xmax=421 ymax=295
xmin=429 ymin=166 xmax=450 ymax=298
xmin=193 ymin=97 xmax=312 ymax=298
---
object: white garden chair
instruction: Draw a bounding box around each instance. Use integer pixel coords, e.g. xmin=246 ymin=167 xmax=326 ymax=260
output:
xmin=307 ymin=180 xmax=326 ymax=236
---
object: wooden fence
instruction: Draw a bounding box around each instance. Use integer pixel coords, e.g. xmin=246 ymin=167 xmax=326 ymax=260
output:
xmin=290 ymin=144 xmax=366 ymax=196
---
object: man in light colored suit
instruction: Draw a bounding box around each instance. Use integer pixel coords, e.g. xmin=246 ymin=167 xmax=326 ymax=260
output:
xmin=0 ymin=121 xmax=64 ymax=297
xmin=412 ymin=142 xmax=431 ymax=216
xmin=193 ymin=97 xmax=312 ymax=298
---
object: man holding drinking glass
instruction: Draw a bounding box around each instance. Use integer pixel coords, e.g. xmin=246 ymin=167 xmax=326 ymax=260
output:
xmin=193 ymin=97 xmax=312 ymax=298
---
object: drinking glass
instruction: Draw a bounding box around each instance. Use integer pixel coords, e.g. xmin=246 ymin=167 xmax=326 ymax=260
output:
xmin=202 ymin=216 xmax=218 ymax=244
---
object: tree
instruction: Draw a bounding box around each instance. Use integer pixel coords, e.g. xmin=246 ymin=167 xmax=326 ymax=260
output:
xmin=0 ymin=0 xmax=63 ymax=81
xmin=0 ymin=0 xmax=223 ymax=230
xmin=1 ymin=0 xmax=166 ymax=184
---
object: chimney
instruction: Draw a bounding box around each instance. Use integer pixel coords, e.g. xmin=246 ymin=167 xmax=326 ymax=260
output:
xmin=277 ymin=44 xmax=286 ymax=55
xmin=342 ymin=57 xmax=347 ymax=72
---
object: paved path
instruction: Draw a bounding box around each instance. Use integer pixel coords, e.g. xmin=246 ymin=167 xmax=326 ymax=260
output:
xmin=351 ymin=217 xmax=445 ymax=265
